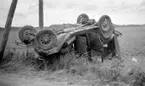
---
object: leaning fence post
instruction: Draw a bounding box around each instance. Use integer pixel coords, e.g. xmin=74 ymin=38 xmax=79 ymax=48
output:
xmin=0 ymin=0 xmax=18 ymax=63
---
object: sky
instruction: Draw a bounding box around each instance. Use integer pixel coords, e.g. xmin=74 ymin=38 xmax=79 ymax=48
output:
xmin=0 ymin=0 xmax=145 ymax=27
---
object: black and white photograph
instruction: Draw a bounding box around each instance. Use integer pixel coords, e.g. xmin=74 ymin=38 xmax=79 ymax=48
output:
xmin=0 ymin=0 xmax=145 ymax=86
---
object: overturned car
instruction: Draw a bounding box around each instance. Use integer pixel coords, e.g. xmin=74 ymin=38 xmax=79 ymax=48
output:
xmin=18 ymin=14 xmax=122 ymax=62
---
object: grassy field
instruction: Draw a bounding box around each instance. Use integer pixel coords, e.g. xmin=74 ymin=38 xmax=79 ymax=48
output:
xmin=116 ymin=26 xmax=145 ymax=78
xmin=117 ymin=26 xmax=145 ymax=56
xmin=0 ymin=28 xmax=24 ymax=52
xmin=0 ymin=25 xmax=145 ymax=86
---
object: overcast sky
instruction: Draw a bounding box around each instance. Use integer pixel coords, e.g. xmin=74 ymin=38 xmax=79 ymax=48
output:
xmin=0 ymin=0 xmax=145 ymax=27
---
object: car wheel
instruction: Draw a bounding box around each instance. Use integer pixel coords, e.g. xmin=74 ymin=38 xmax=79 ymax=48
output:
xmin=35 ymin=29 xmax=57 ymax=50
xmin=19 ymin=25 xmax=37 ymax=45
xmin=98 ymin=15 xmax=114 ymax=39
xmin=77 ymin=13 xmax=89 ymax=24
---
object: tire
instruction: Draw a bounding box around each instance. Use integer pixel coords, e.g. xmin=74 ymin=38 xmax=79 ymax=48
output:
xmin=77 ymin=13 xmax=89 ymax=24
xmin=19 ymin=25 xmax=37 ymax=45
xmin=98 ymin=15 xmax=114 ymax=39
xmin=35 ymin=29 xmax=57 ymax=50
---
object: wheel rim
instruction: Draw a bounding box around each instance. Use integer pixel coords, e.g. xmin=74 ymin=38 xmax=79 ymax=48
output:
xmin=101 ymin=19 xmax=110 ymax=32
xmin=39 ymin=34 xmax=51 ymax=47
xmin=23 ymin=30 xmax=33 ymax=40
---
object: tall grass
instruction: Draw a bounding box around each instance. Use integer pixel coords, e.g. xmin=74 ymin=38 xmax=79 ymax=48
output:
xmin=0 ymin=48 xmax=145 ymax=86
xmin=0 ymin=48 xmax=44 ymax=73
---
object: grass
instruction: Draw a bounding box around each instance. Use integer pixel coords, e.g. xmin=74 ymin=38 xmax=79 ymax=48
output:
xmin=0 ymin=49 xmax=43 ymax=73
xmin=0 ymin=47 xmax=145 ymax=86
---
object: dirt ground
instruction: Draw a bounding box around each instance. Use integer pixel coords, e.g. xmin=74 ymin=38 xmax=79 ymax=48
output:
xmin=0 ymin=26 xmax=145 ymax=86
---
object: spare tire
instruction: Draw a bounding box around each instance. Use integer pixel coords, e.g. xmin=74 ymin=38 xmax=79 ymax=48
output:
xmin=98 ymin=15 xmax=114 ymax=39
xmin=35 ymin=29 xmax=57 ymax=50
xmin=19 ymin=25 xmax=37 ymax=45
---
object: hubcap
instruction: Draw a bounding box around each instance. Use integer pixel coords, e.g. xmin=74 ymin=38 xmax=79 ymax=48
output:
xmin=39 ymin=34 xmax=51 ymax=46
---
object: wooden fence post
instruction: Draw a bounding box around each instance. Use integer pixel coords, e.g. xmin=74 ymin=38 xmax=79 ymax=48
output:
xmin=0 ymin=0 xmax=18 ymax=63
xmin=39 ymin=0 xmax=44 ymax=28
